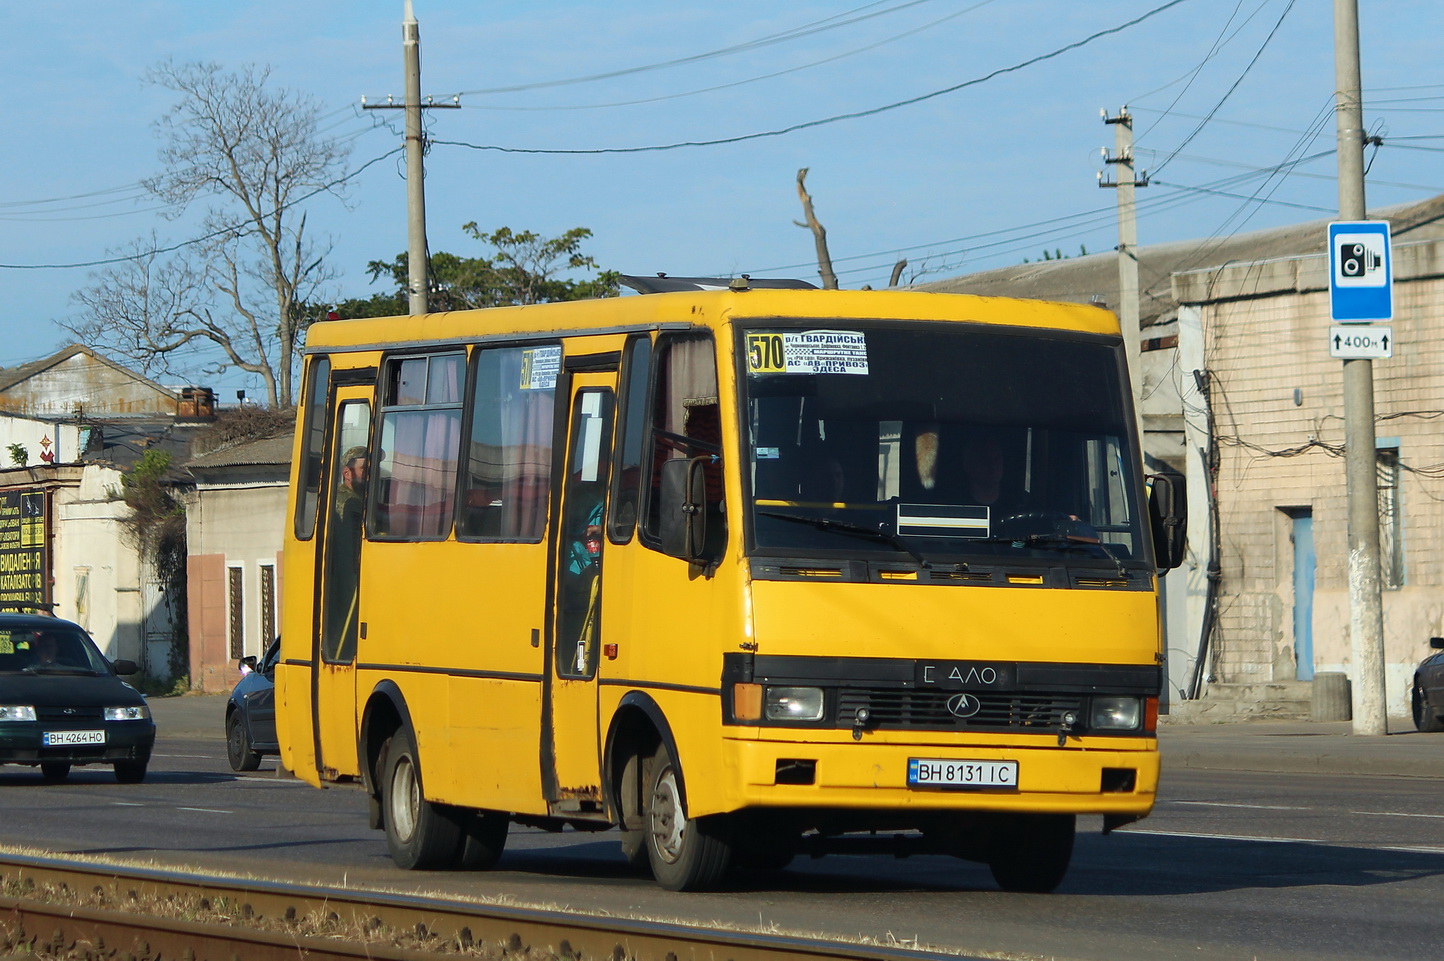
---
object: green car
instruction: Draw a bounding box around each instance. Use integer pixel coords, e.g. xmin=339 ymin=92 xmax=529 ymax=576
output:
xmin=0 ymin=614 xmax=155 ymax=782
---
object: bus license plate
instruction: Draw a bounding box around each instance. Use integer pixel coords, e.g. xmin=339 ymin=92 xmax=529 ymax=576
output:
xmin=43 ymin=730 xmax=105 ymax=746
xmin=908 ymin=757 xmax=1017 ymax=789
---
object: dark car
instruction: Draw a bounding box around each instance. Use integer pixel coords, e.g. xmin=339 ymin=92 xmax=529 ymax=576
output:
xmin=226 ymin=636 xmax=279 ymax=771
xmin=1412 ymin=636 xmax=1444 ymax=732
xmin=0 ymin=613 xmax=155 ymax=782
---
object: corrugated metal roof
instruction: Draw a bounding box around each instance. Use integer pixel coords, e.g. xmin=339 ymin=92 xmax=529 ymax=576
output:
xmin=184 ymin=433 xmax=293 ymax=470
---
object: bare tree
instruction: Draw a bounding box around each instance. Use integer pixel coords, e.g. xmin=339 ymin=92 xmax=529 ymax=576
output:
xmin=793 ymin=168 xmax=838 ymax=290
xmin=66 ymin=60 xmax=349 ymax=406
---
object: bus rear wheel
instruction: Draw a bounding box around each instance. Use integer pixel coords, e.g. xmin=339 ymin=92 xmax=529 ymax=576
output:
xmin=644 ymin=744 xmax=732 ymax=891
xmin=381 ymin=728 xmax=463 ymax=870
xmin=987 ymin=813 xmax=1075 ymax=893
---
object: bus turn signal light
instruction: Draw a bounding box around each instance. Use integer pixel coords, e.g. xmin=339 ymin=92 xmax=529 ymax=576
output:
xmin=733 ymin=683 xmax=763 ymax=721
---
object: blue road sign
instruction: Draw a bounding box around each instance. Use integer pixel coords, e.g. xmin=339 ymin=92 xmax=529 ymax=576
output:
xmin=1328 ymin=221 xmax=1392 ymax=322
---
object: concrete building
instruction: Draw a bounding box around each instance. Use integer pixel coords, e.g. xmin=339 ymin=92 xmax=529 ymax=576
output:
xmin=183 ymin=432 xmax=292 ymax=692
xmin=0 ymin=345 xmax=204 ymax=681
xmin=919 ymin=194 xmax=1444 ymax=718
xmin=1173 ymin=216 xmax=1444 ymax=717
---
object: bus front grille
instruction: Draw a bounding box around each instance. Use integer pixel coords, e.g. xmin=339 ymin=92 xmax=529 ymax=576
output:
xmin=836 ymin=689 xmax=1083 ymax=731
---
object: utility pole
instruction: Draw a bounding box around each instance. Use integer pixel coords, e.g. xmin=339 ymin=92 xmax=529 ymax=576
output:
xmin=363 ymin=1 xmax=458 ymax=315
xmin=1334 ymin=0 xmax=1387 ymax=735
xmin=1100 ymin=108 xmax=1148 ymax=438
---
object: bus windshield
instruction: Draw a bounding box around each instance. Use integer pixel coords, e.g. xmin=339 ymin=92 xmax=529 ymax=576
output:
xmin=739 ymin=321 xmax=1149 ymax=568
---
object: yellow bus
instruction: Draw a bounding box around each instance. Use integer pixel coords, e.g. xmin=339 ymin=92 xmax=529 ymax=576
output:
xmin=278 ymin=277 xmax=1185 ymax=893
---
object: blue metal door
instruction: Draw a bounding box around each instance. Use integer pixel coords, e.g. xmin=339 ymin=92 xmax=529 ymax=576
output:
xmin=1292 ymin=512 xmax=1316 ymax=681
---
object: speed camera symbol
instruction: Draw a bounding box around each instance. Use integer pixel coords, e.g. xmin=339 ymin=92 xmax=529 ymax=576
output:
xmin=1339 ymin=242 xmax=1380 ymax=278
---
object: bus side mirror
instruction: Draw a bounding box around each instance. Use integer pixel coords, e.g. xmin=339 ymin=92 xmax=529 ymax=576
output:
xmin=1147 ymin=471 xmax=1187 ymax=572
xmin=659 ymin=456 xmax=709 ymax=562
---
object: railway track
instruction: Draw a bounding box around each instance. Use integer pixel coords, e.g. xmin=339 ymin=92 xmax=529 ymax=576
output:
xmin=0 ymin=851 xmax=984 ymax=961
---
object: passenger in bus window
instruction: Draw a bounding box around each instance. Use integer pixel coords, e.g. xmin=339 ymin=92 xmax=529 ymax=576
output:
xmin=960 ymin=432 xmax=1008 ymax=509
xmin=336 ymin=447 xmax=369 ymax=520
xmin=561 ymin=494 xmax=604 ymax=675
xmin=325 ymin=446 xmax=368 ymax=660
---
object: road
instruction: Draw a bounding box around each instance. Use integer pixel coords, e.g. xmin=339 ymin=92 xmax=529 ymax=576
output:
xmin=0 ymin=737 xmax=1440 ymax=961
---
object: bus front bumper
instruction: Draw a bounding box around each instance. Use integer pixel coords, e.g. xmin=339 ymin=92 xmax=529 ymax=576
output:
xmin=725 ymin=734 xmax=1158 ymax=816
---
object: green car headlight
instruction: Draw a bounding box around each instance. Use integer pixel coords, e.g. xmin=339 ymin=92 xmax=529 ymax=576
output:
xmin=0 ymin=705 xmax=37 ymax=722
xmin=104 ymin=705 xmax=151 ymax=721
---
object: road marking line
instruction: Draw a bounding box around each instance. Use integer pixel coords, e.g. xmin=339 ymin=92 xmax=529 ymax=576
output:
xmin=109 ymin=802 xmax=144 ymax=807
xmin=1168 ymin=801 xmax=1308 ymax=811
xmin=177 ymin=807 xmax=233 ymax=814
xmin=1127 ymin=827 xmax=1444 ymax=855
xmin=1167 ymin=801 xmax=1444 ymax=819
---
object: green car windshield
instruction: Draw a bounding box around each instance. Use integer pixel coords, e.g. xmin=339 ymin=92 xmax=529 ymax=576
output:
xmin=738 ymin=321 xmax=1150 ymax=568
xmin=0 ymin=627 xmax=111 ymax=674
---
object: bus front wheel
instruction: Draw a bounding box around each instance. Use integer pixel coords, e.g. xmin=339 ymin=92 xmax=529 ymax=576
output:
xmin=381 ymin=727 xmax=463 ymax=870
xmin=987 ymin=813 xmax=1075 ymax=893
xmin=644 ymin=744 xmax=732 ymax=891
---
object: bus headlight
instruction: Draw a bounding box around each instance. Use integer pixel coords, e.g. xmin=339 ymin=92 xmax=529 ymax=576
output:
xmin=0 ymin=706 xmax=37 ymax=722
xmin=1089 ymin=696 xmax=1142 ymax=731
xmin=765 ymin=687 xmax=825 ymax=721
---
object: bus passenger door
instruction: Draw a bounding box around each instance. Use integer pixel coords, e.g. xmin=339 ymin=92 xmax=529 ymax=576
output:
xmin=544 ymin=373 xmax=615 ymax=812
xmin=313 ymin=385 xmax=373 ymax=780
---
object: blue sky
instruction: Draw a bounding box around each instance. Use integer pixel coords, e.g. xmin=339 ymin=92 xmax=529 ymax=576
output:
xmin=1 ymin=1 xmax=1439 ymax=401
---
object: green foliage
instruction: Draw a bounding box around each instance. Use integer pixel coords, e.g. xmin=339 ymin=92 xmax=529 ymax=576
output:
xmin=115 ymin=448 xmax=190 ymax=687
xmin=118 ymin=449 xmax=183 ymax=525
xmin=336 ymin=225 xmax=619 ymax=317
xmin=1023 ymin=244 xmax=1088 ymax=265
xmin=132 ymin=673 xmax=192 ymax=697
xmin=5 ymin=444 xmax=26 ymax=468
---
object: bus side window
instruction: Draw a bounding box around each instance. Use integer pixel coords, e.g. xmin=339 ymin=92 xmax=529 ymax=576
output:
xmin=641 ymin=332 xmax=726 ymax=556
xmin=370 ymin=352 xmax=465 ymax=540
xmin=294 ymin=356 xmax=331 ymax=539
xmin=459 ymin=345 xmax=557 ymax=541
xmin=607 ymin=335 xmax=652 ymax=543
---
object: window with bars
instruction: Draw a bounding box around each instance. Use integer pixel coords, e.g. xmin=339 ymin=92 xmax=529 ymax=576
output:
xmin=259 ymin=564 xmax=276 ymax=647
xmin=228 ymin=566 xmax=245 ymax=659
xmin=1377 ymin=446 xmax=1403 ymax=590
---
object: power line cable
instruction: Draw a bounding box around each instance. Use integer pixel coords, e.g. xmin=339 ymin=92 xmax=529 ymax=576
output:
xmin=749 ymin=150 xmax=1336 ymax=279
xmin=457 ymin=1 xmax=999 ymax=113
xmin=435 ymin=0 xmax=1196 ymax=156
xmin=0 ymin=148 xmax=402 ymax=271
xmin=1147 ymin=0 xmax=1297 ymax=177
xmin=1132 ymin=0 xmax=1262 ymax=141
xmin=454 ymin=0 xmax=937 ymax=96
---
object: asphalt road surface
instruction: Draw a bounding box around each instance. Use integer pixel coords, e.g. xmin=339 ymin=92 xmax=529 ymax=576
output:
xmin=0 ymin=737 xmax=1440 ymax=961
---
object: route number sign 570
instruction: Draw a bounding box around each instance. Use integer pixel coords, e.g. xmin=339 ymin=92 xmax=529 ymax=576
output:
xmin=747 ymin=333 xmax=785 ymax=373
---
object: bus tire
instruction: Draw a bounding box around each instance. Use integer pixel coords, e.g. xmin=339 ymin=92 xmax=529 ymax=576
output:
xmin=381 ymin=729 xmax=464 ymax=870
xmin=456 ymin=810 xmax=509 ymax=870
xmin=644 ymin=743 xmax=732 ymax=891
xmin=987 ymin=813 xmax=1075 ymax=893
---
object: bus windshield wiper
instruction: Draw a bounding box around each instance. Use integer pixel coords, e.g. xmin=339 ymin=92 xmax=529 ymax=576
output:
xmin=757 ymin=509 xmax=934 ymax=569
xmin=974 ymin=532 xmax=1129 ymax=576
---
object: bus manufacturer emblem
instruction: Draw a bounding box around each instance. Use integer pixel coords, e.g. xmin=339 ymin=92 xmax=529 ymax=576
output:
xmin=945 ymin=693 xmax=982 ymax=718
